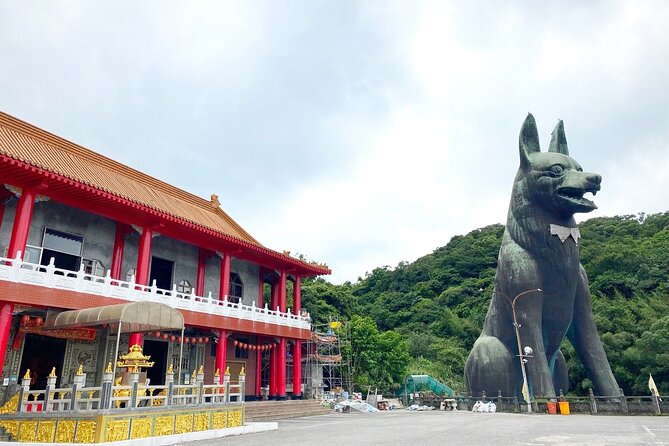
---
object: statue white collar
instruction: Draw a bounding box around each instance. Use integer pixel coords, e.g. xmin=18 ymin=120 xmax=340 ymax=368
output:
xmin=549 ymin=224 xmax=581 ymax=245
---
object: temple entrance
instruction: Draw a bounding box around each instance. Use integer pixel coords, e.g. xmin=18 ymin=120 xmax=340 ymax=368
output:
xmin=149 ymin=257 xmax=173 ymax=290
xmin=143 ymin=340 xmax=168 ymax=385
xmin=19 ymin=334 xmax=66 ymax=389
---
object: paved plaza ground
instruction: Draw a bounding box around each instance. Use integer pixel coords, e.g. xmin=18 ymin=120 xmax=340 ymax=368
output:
xmin=187 ymin=410 xmax=669 ymax=446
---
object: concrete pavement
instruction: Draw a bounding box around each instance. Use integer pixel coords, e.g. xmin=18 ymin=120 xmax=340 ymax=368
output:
xmin=181 ymin=410 xmax=669 ymax=445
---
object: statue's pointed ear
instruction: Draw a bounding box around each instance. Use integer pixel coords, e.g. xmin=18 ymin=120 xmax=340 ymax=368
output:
xmin=519 ymin=113 xmax=540 ymax=169
xmin=548 ymin=120 xmax=569 ymax=155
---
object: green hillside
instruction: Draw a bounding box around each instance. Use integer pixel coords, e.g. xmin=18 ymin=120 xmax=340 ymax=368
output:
xmin=301 ymin=212 xmax=669 ymax=396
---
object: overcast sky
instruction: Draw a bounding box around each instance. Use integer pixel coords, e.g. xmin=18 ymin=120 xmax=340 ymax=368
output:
xmin=1 ymin=1 xmax=668 ymax=283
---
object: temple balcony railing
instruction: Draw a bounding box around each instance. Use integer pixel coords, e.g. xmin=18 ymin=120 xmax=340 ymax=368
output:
xmin=0 ymin=253 xmax=311 ymax=331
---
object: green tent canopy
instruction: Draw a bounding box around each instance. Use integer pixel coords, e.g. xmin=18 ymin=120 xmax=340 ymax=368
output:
xmin=396 ymin=375 xmax=455 ymax=398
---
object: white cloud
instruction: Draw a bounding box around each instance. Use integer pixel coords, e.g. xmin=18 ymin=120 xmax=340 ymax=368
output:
xmin=1 ymin=1 xmax=668 ymax=284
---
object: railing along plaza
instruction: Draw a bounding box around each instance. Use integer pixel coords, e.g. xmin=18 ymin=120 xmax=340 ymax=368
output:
xmin=0 ymin=253 xmax=310 ymax=330
xmin=16 ymin=366 xmax=245 ymax=414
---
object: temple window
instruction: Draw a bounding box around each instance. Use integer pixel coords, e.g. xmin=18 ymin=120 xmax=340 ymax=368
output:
xmin=229 ymin=272 xmax=243 ymax=303
xmin=40 ymin=227 xmax=84 ymax=272
xmin=177 ymin=279 xmax=193 ymax=294
xmin=82 ymin=258 xmax=105 ymax=277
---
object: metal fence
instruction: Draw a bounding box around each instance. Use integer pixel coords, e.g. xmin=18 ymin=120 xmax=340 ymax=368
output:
xmin=419 ymin=388 xmax=666 ymax=415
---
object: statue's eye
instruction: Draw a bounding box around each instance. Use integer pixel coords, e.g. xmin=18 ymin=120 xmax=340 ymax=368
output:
xmin=549 ymin=164 xmax=564 ymax=175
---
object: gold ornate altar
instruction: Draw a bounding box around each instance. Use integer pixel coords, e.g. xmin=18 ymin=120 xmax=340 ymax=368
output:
xmin=0 ymin=405 xmax=244 ymax=443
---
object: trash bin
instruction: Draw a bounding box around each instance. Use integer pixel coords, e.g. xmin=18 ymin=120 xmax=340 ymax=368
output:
xmin=547 ymin=402 xmax=557 ymax=414
xmin=558 ymin=401 xmax=570 ymax=415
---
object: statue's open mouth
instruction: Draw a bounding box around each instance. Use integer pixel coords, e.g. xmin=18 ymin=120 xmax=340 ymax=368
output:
xmin=557 ymin=186 xmax=598 ymax=211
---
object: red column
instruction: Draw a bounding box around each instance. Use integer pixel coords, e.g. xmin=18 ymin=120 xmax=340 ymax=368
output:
xmin=130 ymin=226 xmax=152 ymax=348
xmin=196 ymin=248 xmax=207 ymax=296
xmin=279 ymin=270 xmax=287 ymax=312
xmin=0 ymin=304 xmax=13 ymax=378
xmin=219 ymin=253 xmax=230 ymax=299
xmin=277 ymin=338 xmax=287 ymax=399
xmin=135 ymin=227 xmax=152 ymax=285
xmin=256 ymin=275 xmax=265 ymax=399
xmin=276 ymin=271 xmax=288 ymax=399
xmin=1 ymin=189 xmax=37 ymax=377
xmin=269 ymin=345 xmax=277 ymax=398
xmin=292 ymin=276 xmax=302 ymax=398
xmin=7 ymin=188 xmax=36 ymax=260
xmin=293 ymin=276 xmax=302 ymax=315
xmin=257 ymin=275 xmax=264 ymax=307
xmin=255 ymin=339 xmax=262 ymax=398
xmin=293 ymin=340 xmax=302 ymax=398
xmin=110 ymin=223 xmax=129 ymax=280
xmin=215 ymin=330 xmax=228 ymax=383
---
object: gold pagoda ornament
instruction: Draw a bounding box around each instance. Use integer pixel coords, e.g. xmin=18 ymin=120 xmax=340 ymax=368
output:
xmin=116 ymin=344 xmax=155 ymax=373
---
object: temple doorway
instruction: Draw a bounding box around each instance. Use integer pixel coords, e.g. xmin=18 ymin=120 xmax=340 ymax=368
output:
xmin=149 ymin=257 xmax=173 ymax=290
xmin=19 ymin=334 xmax=66 ymax=389
xmin=143 ymin=340 xmax=168 ymax=385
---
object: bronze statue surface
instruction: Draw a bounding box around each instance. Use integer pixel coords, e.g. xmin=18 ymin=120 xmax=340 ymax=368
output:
xmin=464 ymin=114 xmax=619 ymax=400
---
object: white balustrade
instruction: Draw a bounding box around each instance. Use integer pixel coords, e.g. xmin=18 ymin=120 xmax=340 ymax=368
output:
xmin=0 ymin=254 xmax=312 ymax=330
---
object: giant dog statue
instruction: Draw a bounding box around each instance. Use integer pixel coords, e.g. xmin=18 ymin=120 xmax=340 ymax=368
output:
xmin=464 ymin=114 xmax=620 ymax=400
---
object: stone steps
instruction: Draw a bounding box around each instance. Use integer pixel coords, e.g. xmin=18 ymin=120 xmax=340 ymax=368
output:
xmin=245 ymin=399 xmax=332 ymax=422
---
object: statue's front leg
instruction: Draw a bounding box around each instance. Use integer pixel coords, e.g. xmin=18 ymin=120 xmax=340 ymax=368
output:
xmin=568 ymin=267 xmax=620 ymax=397
xmin=515 ymin=299 xmax=556 ymax=399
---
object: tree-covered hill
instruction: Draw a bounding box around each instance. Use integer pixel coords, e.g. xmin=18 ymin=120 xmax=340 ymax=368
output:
xmin=301 ymin=211 xmax=669 ymax=396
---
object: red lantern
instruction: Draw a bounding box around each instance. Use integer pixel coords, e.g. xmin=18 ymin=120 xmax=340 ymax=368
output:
xmin=198 ymin=337 xmax=203 ymax=344
xmin=162 ymin=333 xmax=169 ymax=340
xmin=20 ymin=315 xmax=30 ymax=326
xmin=154 ymin=331 xmax=161 ymax=338
xmin=233 ymin=340 xmax=238 ymax=346
xmin=184 ymin=337 xmax=190 ymax=344
xmin=170 ymin=335 xmax=176 ymax=342
xmin=34 ymin=317 xmax=43 ymax=327
xmin=203 ymin=337 xmax=209 ymax=344
xmin=177 ymin=337 xmax=182 ymax=343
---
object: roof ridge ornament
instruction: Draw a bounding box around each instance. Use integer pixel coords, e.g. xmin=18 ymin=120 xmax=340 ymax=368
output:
xmin=210 ymin=194 xmax=221 ymax=208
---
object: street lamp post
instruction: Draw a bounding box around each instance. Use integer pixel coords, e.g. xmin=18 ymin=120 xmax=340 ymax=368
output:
xmin=491 ymin=288 xmax=542 ymax=414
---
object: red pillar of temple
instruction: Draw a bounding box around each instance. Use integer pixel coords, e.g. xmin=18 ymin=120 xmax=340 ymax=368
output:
xmin=215 ymin=330 xmax=228 ymax=383
xmin=293 ymin=276 xmax=302 ymax=315
xmin=256 ymin=275 xmax=265 ymax=399
xmin=268 ymin=283 xmax=277 ymax=398
xmin=196 ymin=248 xmax=207 ymax=296
xmin=269 ymin=346 xmax=277 ymax=398
xmin=257 ymin=275 xmax=264 ymax=307
xmin=129 ymin=227 xmax=152 ymax=348
xmin=255 ymin=339 xmax=262 ymax=398
xmin=277 ymin=270 xmax=288 ymax=399
xmin=292 ymin=276 xmax=302 ymax=398
xmin=7 ymin=188 xmax=36 ymax=260
xmin=1 ymin=188 xmax=36 ymax=377
xmin=110 ymin=223 xmax=129 ymax=280
xmin=279 ymin=270 xmax=287 ymax=313
xmin=277 ymin=338 xmax=287 ymax=399
xmin=292 ymin=340 xmax=302 ymax=398
xmin=219 ymin=253 xmax=230 ymax=300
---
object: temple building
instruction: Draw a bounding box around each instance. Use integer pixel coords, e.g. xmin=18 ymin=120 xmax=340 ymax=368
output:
xmin=0 ymin=111 xmax=330 ymax=403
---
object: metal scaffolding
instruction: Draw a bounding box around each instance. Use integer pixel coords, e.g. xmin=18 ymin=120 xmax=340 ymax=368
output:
xmin=303 ymin=318 xmax=350 ymax=398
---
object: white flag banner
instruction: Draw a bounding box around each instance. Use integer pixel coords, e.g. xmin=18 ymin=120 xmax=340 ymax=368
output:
xmin=648 ymin=373 xmax=662 ymax=404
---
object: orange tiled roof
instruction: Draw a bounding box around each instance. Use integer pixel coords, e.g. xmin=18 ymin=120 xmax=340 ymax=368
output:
xmin=0 ymin=111 xmax=260 ymax=246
